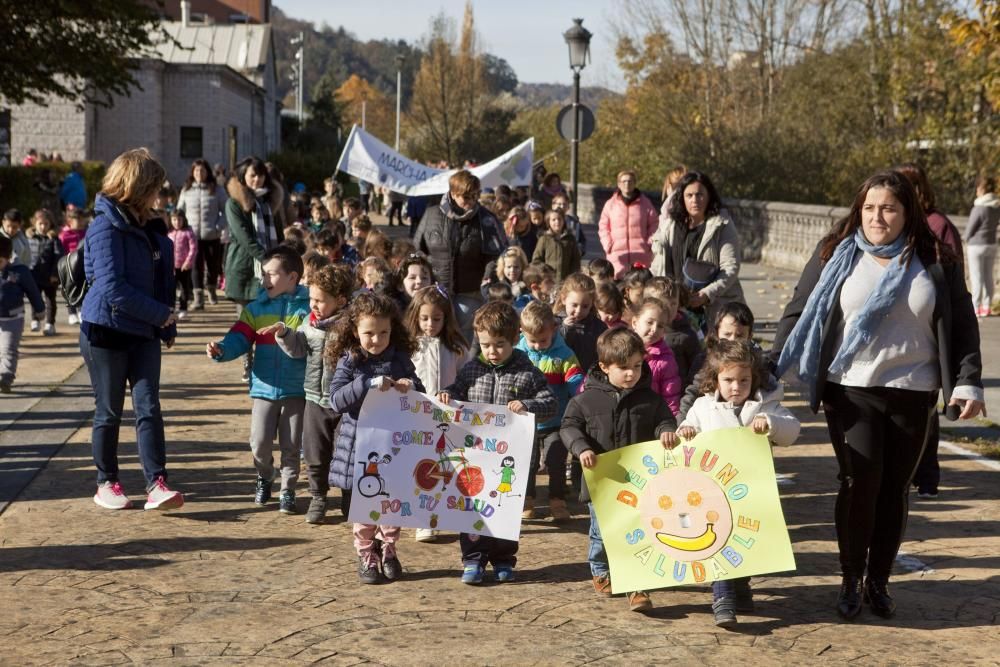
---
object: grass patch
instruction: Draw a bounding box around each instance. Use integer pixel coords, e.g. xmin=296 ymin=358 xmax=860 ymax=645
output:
xmin=940 ymin=426 xmax=1000 ymax=461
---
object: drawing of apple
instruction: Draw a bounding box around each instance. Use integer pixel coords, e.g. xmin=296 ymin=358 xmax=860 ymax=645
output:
xmin=454 ymin=464 xmax=485 ymax=497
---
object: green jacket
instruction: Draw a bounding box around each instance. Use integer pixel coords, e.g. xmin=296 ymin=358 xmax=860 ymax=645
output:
xmin=223 ymin=177 xmax=285 ymax=302
xmin=532 ymin=228 xmax=581 ymax=282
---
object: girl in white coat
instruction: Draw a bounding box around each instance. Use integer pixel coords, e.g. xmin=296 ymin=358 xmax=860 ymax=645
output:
xmin=404 ymin=284 xmax=469 ymax=542
xmin=675 ymin=338 xmax=799 ymax=627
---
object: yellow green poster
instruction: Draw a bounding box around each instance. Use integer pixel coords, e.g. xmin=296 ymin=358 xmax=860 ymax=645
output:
xmin=583 ymin=428 xmax=796 ymax=593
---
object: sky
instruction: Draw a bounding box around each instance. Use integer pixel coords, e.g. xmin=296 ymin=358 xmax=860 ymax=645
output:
xmin=274 ymin=0 xmax=626 ymax=92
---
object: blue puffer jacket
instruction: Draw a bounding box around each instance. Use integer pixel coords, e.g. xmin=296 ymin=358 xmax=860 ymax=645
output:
xmin=81 ymin=195 xmax=176 ymax=341
xmin=327 ymin=346 xmax=425 ymax=490
xmin=212 ymin=284 xmax=310 ymax=400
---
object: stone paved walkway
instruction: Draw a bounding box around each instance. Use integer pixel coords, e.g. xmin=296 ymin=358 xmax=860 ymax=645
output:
xmin=0 ymin=249 xmax=997 ymax=664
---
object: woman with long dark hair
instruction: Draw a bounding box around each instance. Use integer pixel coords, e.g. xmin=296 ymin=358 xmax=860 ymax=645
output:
xmin=177 ymin=158 xmax=227 ymax=308
xmin=650 ymin=171 xmax=745 ymax=326
xmin=772 ymin=171 xmax=984 ymax=620
xmin=224 ymin=156 xmax=285 ymax=380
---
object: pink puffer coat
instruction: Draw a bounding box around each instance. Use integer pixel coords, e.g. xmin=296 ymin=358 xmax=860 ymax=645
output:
xmin=598 ymin=191 xmax=659 ymax=278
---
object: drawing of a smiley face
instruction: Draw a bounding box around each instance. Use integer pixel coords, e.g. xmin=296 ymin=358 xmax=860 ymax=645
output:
xmin=639 ymin=468 xmax=733 ymax=562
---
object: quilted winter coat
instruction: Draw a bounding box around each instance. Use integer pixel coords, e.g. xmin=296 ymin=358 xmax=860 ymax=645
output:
xmin=327 ymin=346 xmax=424 ymax=490
xmin=81 ymin=194 xmax=176 ymax=341
xmin=597 ymin=190 xmax=659 ymax=278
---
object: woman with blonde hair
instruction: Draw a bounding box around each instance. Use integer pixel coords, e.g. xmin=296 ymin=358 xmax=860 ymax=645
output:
xmin=80 ymin=147 xmax=184 ymax=512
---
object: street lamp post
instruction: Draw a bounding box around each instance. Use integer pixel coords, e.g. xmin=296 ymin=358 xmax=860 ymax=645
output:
xmin=395 ymin=54 xmax=405 ymax=150
xmin=563 ymin=18 xmax=592 ymax=218
xmin=290 ymin=32 xmax=304 ymax=125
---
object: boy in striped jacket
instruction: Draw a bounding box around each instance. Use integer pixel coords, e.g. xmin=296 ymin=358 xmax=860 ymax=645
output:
xmin=515 ymin=300 xmax=584 ymax=520
xmin=206 ymin=246 xmax=311 ymax=513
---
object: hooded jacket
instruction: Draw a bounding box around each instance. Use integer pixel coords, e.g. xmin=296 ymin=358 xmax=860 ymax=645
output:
xmin=327 ymin=346 xmax=424 ymax=490
xmin=597 ymin=190 xmax=659 ymax=278
xmin=645 ymin=337 xmax=682 ymax=415
xmin=0 ymin=261 xmax=44 ymax=318
xmin=533 ymin=227 xmax=582 ymax=282
xmin=212 ymin=284 xmax=310 ymax=400
xmin=275 ymin=311 xmax=340 ymax=405
xmin=679 ymin=384 xmax=800 ymax=447
xmin=515 ymin=332 xmax=584 ymax=430
xmin=81 ymin=194 xmax=176 ymax=341
xmin=26 ymin=229 xmax=63 ymax=287
xmin=651 ymin=213 xmax=746 ymax=325
xmin=223 ymin=176 xmax=286 ymax=302
xmin=560 ymin=364 xmax=677 ymax=502
xmin=964 ymin=193 xmax=1000 ymax=246
xmin=413 ymin=195 xmax=507 ymax=294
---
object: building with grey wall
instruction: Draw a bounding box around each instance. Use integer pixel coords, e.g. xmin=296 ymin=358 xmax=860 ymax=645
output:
xmin=4 ymin=19 xmax=280 ymax=186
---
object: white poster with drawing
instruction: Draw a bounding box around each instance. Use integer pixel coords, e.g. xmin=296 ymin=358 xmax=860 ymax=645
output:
xmin=347 ymin=389 xmax=535 ymax=540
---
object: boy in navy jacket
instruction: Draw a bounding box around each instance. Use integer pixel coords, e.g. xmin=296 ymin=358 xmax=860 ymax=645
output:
xmin=0 ymin=235 xmax=44 ymax=392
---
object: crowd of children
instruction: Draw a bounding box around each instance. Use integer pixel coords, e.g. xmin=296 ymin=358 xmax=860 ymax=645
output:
xmin=195 ymin=178 xmax=801 ymax=630
xmin=0 ymin=171 xmax=800 ymax=629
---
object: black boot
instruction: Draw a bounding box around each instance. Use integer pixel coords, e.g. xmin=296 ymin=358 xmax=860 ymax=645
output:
xmin=864 ymin=578 xmax=896 ymax=618
xmin=837 ymin=575 xmax=863 ymax=620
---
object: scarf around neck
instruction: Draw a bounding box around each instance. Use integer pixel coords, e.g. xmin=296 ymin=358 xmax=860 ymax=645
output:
xmin=776 ymin=228 xmax=909 ymax=405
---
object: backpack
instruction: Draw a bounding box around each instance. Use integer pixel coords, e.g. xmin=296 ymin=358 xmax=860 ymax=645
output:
xmin=57 ymin=245 xmax=89 ymax=308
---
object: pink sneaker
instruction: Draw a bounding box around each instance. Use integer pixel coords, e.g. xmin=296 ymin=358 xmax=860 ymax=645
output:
xmin=144 ymin=476 xmax=184 ymax=511
xmin=94 ymin=481 xmax=133 ymax=510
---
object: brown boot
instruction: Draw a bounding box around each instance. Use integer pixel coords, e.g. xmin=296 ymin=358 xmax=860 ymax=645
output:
xmin=549 ymin=497 xmax=571 ymax=521
xmin=521 ymin=496 xmax=536 ymax=520
xmin=627 ymin=590 xmax=653 ymax=612
xmin=592 ymin=574 xmax=612 ymax=597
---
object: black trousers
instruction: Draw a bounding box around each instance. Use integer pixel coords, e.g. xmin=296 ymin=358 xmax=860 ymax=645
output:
xmin=460 ymin=533 xmax=518 ymax=568
xmin=387 ymin=201 xmax=404 ymax=225
xmin=912 ymin=411 xmax=941 ymax=493
xmin=822 ymin=383 xmax=936 ymax=581
xmin=33 ymin=283 xmax=58 ymax=325
xmin=542 ymin=431 xmax=568 ymax=500
xmin=174 ymin=269 xmax=193 ymax=310
xmin=194 ymin=239 xmax=223 ymax=291
xmin=303 ymin=400 xmax=340 ymax=497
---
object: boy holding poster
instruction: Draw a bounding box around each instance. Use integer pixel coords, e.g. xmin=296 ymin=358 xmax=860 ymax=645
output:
xmin=438 ymin=301 xmax=558 ymax=585
xmin=561 ymin=328 xmax=678 ymax=612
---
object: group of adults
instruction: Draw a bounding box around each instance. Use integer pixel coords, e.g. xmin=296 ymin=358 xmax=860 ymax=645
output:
xmin=78 ymin=146 xmax=987 ymax=621
xmin=595 ymin=163 xmax=987 ymax=620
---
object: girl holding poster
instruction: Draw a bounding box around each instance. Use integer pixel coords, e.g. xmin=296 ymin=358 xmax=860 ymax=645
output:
xmin=327 ymin=293 xmax=425 ymax=585
xmin=405 ymin=284 xmax=469 ymax=542
xmin=675 ymin=338 xmax=800 ymax=626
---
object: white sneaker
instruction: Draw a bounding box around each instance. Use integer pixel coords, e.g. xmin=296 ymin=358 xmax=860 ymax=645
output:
xmin=30 ymin=319 xmax=40 ymax=332
xmin=415 ymin=528 xmax=438 ymax=543
xmin=68 ymin=313 xmax=79 ymax=326
xmin=177 ymin=310 xmax=188 ymax=320
xmin=94 ymin=481 xmax=133 ymax=510
xmin=43 ymin=323 xmax=56 ymax=336
xmin=144 ymin=476 xmax=184 ymax=510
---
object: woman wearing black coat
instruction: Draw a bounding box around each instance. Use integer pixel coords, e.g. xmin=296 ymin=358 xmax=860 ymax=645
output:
xmin=771 ymin=171 xmax=984 ymax=621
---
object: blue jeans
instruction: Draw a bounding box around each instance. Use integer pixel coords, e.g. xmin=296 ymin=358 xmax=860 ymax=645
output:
xmin=712 ymin=577 xmax=751 ymax=601
xmin=80 ymin=332 xmax=167 ymax=488
xmin=588 ymin=503 xmax=609 ymax=577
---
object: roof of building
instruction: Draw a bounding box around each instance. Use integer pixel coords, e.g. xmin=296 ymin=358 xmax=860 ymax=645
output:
xmin=153 ymin=21 xmax=271 ymax=75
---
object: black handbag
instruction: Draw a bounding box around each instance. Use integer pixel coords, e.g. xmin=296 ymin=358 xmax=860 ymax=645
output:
xmin=681 ymin=257 xmax=719 ymax=291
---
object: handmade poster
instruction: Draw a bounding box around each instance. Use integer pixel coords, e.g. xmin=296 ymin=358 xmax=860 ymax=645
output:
xmin=347 ymin=389 xmax=536 ymax=540
xmin=583 ymin=428 xmax=796 ymax=593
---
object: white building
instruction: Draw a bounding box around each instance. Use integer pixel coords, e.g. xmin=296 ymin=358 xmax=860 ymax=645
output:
xmin=4 ymin=17 xmax=281 ymax=186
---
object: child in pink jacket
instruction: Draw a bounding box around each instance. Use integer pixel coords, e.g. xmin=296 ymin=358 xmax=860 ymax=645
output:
xmin=631 ymin=297 xmax=682 ymax=415
xmin=168 ymin=210 xmax=198 ymax=318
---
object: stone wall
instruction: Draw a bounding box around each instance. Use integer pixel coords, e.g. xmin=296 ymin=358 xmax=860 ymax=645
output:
xmin=575 ymin=183 xmax=974 ymax=273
